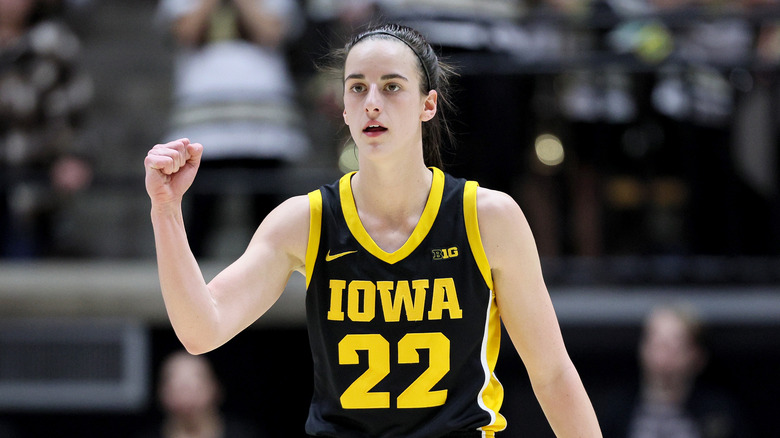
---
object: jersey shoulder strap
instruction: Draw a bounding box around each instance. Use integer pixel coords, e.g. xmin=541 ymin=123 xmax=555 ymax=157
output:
xmin=305 ymin=188 xmax=323 ymax=289
xmin=463 ymin=180 xmax=493 ymax=291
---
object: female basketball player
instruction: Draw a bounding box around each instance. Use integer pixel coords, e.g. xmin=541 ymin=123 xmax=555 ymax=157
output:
xmin=145 ymin=23 xmax=602 ymax=438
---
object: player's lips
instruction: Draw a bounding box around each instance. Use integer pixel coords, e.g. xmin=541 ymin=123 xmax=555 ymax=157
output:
xmin=362 ymin=123 xmax=388 ymax=136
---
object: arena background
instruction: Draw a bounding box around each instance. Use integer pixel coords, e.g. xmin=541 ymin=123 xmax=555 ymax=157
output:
xmin=1 ymin=1 xmax=779 ymax=437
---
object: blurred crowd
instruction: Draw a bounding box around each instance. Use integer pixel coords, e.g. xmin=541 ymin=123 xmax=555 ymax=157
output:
xmin=0 ymin=4 xmax=774 ymax=438
xmin=2 ymin=0 xmax=780 ymax=260
xmin=0 ymin=0 xmax=93 ymax=258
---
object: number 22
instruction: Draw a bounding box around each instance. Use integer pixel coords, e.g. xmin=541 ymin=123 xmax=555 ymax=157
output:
xmin=338 ymin=332 xmax=450 ymax=409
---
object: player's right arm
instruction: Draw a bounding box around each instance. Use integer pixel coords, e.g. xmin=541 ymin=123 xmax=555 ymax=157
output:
xmin=144 ymin=139 xmax=309 ymax=354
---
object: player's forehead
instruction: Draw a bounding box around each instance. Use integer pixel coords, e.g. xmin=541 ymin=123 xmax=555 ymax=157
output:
xmin=344 ymin=38 xmax=419 ymax=80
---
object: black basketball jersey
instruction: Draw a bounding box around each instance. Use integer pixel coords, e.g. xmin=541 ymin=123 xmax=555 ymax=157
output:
xmin=303 ymin=168 xmax=506 ymax=438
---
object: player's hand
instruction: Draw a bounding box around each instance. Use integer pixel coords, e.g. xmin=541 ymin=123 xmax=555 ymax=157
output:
xmin=144 ymin=138 xmax=203 ymax=206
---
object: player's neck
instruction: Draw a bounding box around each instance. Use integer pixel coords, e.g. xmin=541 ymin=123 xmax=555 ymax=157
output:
xmin=352 ymin=162 xmax=432 ymax=216
xmin=350 ymin=163 xmax=433 ymax=253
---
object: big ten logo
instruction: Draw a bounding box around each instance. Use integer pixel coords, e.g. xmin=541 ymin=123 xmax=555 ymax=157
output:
xmin=432 ymin=247 xmax=458 ymax=260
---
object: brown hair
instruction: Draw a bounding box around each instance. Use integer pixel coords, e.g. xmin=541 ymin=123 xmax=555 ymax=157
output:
xmin=323 ymin=23 xmax=457 ymax=169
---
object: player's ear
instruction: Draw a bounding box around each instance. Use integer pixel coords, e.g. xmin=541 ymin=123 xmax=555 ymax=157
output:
xmin=343 ymin=108 xmax=349 ymax=125
xmin=421 ymin=90 xmax=437 ymax=122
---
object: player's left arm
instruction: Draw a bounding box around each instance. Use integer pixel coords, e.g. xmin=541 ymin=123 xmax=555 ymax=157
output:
xmin=476 ymin=187 xmax=602 ymax=438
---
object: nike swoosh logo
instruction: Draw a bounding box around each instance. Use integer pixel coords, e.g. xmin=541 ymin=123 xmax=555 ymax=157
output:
xmin=325 ymin=250 xmax=358 ymax=262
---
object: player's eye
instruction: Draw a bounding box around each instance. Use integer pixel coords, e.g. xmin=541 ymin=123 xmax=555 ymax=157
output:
xmin=349 ymin=84 xmax=366 ymax=93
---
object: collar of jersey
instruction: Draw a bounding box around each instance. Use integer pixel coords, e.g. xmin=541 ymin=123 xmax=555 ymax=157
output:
xmin=339 ymin=167 xmax=444 ymax=265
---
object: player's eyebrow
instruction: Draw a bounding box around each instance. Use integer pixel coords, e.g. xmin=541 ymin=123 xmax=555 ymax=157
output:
xmin=344 ymin=73 xmax=409 ymax=82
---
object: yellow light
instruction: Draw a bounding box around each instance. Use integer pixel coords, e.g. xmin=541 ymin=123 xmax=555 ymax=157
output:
xmin=534 ymin=134 xmax=565 ymax=167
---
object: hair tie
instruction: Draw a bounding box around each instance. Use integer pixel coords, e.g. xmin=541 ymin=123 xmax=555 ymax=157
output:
xmin=354 ymin=30 xmax=432 ymax=91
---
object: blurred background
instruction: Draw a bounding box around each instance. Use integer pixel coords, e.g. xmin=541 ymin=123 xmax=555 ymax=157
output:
xmin=1 ymin=0 xmax=779 ymax=436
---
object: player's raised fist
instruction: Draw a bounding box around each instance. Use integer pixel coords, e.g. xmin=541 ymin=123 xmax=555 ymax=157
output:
xmin=144 ymin=138 xmax=204 ymax=206
xmin=145 ymin=138 xmax=202 ymax=175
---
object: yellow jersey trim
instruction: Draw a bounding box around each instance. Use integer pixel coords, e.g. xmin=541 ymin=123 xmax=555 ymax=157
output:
xmin=306 ymin=190 xmax=323 ymax=289
xmin=479 ymin=294 xmax=507 ymax=432
xmin=340 ymin=168 xmax=445 ymax=265
xmin=464 ymin=181 xmax=506 ymax=432
xmin=463 ymin=181 xmax=493 ymax=290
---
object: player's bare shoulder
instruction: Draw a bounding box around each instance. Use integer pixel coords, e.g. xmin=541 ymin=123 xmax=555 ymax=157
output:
xmin=474 ymin=187 xmax=534 ymax=264
xmin=475 ymin=187 xmax=524 ymax=224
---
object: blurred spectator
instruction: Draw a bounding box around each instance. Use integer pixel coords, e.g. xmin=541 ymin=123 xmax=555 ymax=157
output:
xmin=551 ymin=0 xmax=761 ymax=255
xmin=524 ymin=0 xmax=626 ymax=256
xmin=600 ymin=304 xmax=750 ymax=438
xmin=733 ymin=0 xmax=780 ymax=255
xmin=647 ymin=0 xmax=754 ymax=255
xmin=156 ymin=0 xmax=309 ymax=258
xmin=579 ymin=0 xmax=708 ymax=257
xmin=136 ymin=350 xmax=264 ymax=438
xmin=0 ymin=0 xmax=94 ymax=258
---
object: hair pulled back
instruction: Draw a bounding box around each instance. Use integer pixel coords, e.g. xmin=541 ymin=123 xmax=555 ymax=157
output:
xmin=327 ymin=23 xmax=457 ymax=169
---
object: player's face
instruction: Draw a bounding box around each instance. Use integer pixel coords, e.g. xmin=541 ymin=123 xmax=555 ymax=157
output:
xmin=343 ymin=38 xmax=436 ymax=162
